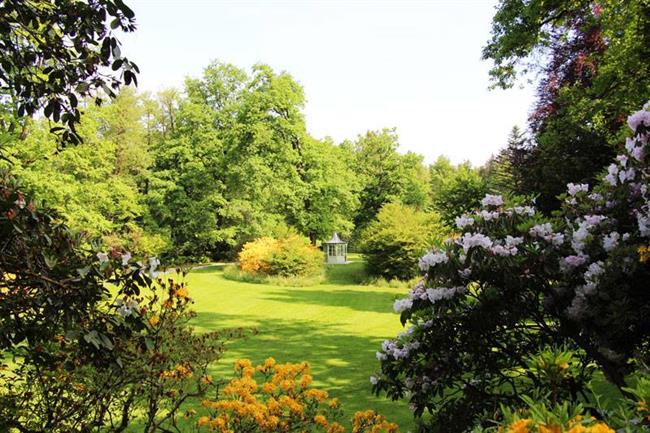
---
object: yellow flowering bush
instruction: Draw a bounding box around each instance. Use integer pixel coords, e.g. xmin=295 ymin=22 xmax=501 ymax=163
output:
xmin=197 ymin=359 xmax=399 ymax=433
xmin=477 ymin=398 xmax=616 ymax=433
xmin=239 ymin=237 xmax=279 ymax=274
xmin=237 ymin=234 xmax=323 ymax=279
xmin=499 ymin=416 xmax=614 ymax=433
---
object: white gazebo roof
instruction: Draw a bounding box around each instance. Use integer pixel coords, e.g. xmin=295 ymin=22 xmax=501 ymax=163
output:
xmin=323 ymin=232 xmax=346 ymax=244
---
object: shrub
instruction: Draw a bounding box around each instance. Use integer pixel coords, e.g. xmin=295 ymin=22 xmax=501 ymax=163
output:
xmin=240 ymin=236 xmax=280 ymax=274
xmin=373 ymin=102 xmax=650 ymax=432
xmin=476 ymin=398 xmax=616 ymax=433
xmin=238 ymin=234 xmax=324 ymax=279
xmin=197 ymin=358 xmax=400 ymax=433
xmin=360 ymin=202 xmax=448 ymax=280
xmin=0 ymin=172 xmax=247 ymax=432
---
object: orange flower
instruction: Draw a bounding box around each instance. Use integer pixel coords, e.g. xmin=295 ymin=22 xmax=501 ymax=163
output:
xmin=300 ymin=374 xmax=313 ymax=388
xmin=200 ymin=375 xmax=213 ymax=385
xmin=327 ymin=422 xmax=345 ymax=433
xmin=537 ymin=424 xmax=561 ymax=433
xmin=235 ymin=359 xmax=252 ymax=372
xmin=148 ymin=315 xmax=160 ymax=326
xmin=508 ymin=419 xmax=532 ymax=433
xmin=588 ymin=424 xmax=615 ymax=433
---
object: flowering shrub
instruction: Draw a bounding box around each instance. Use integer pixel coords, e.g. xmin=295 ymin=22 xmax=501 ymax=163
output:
xmin=0 ymin=174 xmax=247 ymax=432
xmin=197 ymin=359 xmax=399 ymax=433
xmin=238 ymin=234 xmax=323 ymax=278
xmin=476 ymin=398 xmax=616 ymax=433
xmin=372 ymin=103 xmax=650 ymax=432
xmin=240 ymin=237 xmax=280 ymax=274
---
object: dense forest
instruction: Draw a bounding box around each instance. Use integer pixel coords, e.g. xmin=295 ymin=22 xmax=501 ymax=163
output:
xmin=1 ymin=61 xmax=500 ymax=263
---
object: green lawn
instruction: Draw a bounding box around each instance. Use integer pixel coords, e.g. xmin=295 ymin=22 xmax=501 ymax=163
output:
xmin=184 ymin=256 xmax=415 ymax=429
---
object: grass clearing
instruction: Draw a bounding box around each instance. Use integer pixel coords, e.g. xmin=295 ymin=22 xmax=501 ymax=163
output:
xmin=184 ymin=255 xmax=415 ymax=428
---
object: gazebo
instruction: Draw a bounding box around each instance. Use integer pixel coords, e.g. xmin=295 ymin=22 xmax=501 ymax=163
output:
xmin=323 ymin=232 xmax=348 ymax=264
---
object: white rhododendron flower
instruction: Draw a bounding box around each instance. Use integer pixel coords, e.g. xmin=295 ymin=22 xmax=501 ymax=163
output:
xmin=529 ymin=223 xmax=553 ymax=238
xmin=567 ymin=183 xmax=589 ymax=196
xmin=393 ymin=298 xmax=413 ymax=313
xmin=460 ymin=233 xmax=493 ymax=253
xmin=418 ymin=251 xmax=448 ymax=271
xmin=455 ymin=215 xmax=474 ymax=228
xmin=481 ymin=194 xmax=504 ymax=207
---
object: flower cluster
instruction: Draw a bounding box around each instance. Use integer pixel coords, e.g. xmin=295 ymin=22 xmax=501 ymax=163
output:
xmin=159 ymin=363 xmax=194 ymax=380
xmin=372 ymin=102 xmax=650 ymax=430
xmin=351 ymin=410 xmax=398 ymax=433
xmin=198 ymin=359 xmax=399 ymax=433
xmin=498 ymin=417 xmax=614 ymax=433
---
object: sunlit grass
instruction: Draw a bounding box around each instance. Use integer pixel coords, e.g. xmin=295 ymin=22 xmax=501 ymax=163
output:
xmin=183 ymin=254 xmax=415 ymax=429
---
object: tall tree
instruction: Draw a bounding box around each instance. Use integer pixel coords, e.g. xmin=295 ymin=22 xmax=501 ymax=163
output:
xmin=480 ymin=125 xmax=526 ymax=195
xmin=148 ymin=61 xmax=360 ymax=258
xmin=0 ymin=90 xmax=164 ymax=254
xmin=483 ymin=0 xmax=650 ymax=212
xmin=397 ymin=152 xmax=431 ymax=210
xmin=429 ymin=157 xmax=488 ymax=226
xmin=351 ymin=129 xmax=404 ymax=234
xmin=0 ymin=0 xmax=139 ymax=144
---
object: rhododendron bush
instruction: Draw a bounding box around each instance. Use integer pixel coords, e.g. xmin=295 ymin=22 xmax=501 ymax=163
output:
xmin=372 ymin=103 xmax=650 ymax=432
xmin=0 ymin=174 xmax=247 ymax=432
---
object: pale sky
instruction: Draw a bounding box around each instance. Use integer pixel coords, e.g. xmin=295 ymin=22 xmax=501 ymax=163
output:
xmin=122 ymin=0 xmax=536 ymax=165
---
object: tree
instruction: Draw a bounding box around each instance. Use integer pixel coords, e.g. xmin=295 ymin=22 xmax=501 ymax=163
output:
xmin=147 ymin=62 xmax=357 ymax=259
xmin=373 ymin=103 xmax=650 ymax=432
xmin=480 ymin=126 xmax=524 ymax=195
xmin=397 ymin=152 xmax=431 ymax=210
xmin=0 ymin=90 xmax=166 ymax=255
xmin=351 ymin=129 xmax=405 ymax=234
xmin=483 ymin=0 xmax=650 ymax=212
xmin=0 ymin=0 xmax=139 ymax=144
xmin=429 ymin=157 xmax=488 ymax=226
xmin=286 ymin=137 xmax=360 ymax=244
xmin=360 ymin=202 xmax=447 ymax=281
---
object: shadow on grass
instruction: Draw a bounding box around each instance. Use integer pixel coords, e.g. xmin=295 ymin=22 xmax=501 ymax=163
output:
xmin=323 ymin=261 xmax=368 ymax=285
xmin=191 ymin=312 xmax=413 ymax=428
xmin=262 ymin=288 xmax=396 ymax=314
xmin=189 ymin=263 xmax=228 ymax=273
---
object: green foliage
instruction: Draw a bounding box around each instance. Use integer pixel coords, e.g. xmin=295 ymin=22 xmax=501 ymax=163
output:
xmin=429 ymin=156 xmax=489 ymax=226
xmin=0 ymin=0 xmax=139 ymax=143
xmin=480 ymin=126 xmax=522 ymax=195
xmin=148 ymin=61 xmax=359 ymax=259
xmin=350 ymin=129 xmax=406 ymax=233
xmin=360 ymin=202 xmax=447 ymax=280
xmin=347 ymin=130 xmax=432 ymax=247
xmin=286 ymin=138 xmax=360 ymax=244
xmin=1 ymin=90 xmax=167 ymax=255
xmin=373 ymin=105 xmax=650 ymax=432
xmin=477 ymin=397 xmax=616 ymax=433
xmin=0 ymin=171 xmax=248 ymax=432
xmin=483 ymin=0 xmax=650 ymax=213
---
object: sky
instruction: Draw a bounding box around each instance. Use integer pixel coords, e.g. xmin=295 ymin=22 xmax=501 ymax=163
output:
xmin=122 ymin=0 xmax=536 ymax=165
